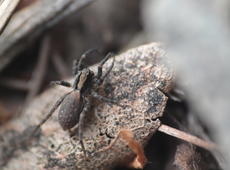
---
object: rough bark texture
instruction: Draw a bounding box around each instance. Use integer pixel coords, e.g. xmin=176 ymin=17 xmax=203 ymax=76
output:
xmin=0 ymin=43 xmax=174 ymax=169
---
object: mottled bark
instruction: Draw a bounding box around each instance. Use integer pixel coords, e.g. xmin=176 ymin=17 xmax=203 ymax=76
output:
xmin=0 ymin=43 xmax=174 ymax=169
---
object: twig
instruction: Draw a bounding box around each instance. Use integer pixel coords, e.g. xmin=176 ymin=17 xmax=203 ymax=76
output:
xmin=51 ymin=51 xmax=70 ymax=79
xmin=158 ymin=124 xmax=217 ymax=151
xmin=24 ymin=35 xmax=50 ymax=105
xmin=0 ymin=77 xmax=29 ymax=91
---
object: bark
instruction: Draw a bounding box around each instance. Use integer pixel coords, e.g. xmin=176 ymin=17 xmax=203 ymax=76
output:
xmin=0 ymin=43 xmax=174 ymax=169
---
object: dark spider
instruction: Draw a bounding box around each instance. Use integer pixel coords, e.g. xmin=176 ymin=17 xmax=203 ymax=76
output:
xmin=31 ymin=49 xmax=116 ymax=157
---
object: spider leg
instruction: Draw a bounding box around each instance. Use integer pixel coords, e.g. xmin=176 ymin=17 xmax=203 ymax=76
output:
xmin=98 ymin=56 xmax=114 ymax=85
xmin=30 ymin=91 xmax=72 ymax=136
xmin=78 ymin=97 xmax=91 ymax=158
xmin=96 ymin=52 xmax=114 ymax=80
xmin=91 ymin=91 xmax=122 ymax=107
xmin=50 ymin=80 xmax=72 ymax=88
xmin=72 ymin=49 xmax=98 ymax=76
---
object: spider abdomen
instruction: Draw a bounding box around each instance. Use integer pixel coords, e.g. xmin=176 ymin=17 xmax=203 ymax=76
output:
xmin=58 ymin=91 xmax=83 ymax=130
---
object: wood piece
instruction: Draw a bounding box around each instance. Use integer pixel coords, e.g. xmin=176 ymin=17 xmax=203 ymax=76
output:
xmin=0 ymin=0 xmax=93 ymax=72
xmin=158 ymin=124 xmax=217 ymax=151
xmin=0 ymin=43 xmax=174 ymax=169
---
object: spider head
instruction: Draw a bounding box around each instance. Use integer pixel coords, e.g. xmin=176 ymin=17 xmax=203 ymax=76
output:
xmin=73 ymin=68 xmax=94 ymax=92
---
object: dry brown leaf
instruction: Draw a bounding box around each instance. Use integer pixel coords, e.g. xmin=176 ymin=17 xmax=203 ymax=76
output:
xmin=119 ymin=129 xmax=147 ymax=169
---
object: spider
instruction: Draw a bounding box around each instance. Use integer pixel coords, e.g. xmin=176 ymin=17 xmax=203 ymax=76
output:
xmin=31 ymin=49 xmax=116 ymax=157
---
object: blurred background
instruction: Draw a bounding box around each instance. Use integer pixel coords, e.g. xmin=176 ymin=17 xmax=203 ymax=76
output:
xmin=0 ymin=0 xmax=230 ymax=169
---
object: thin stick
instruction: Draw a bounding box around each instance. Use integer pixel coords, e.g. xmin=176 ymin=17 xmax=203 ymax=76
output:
xmin=51 ymin=51 xmax=70 ymax=78
xmin=25 ymin=35 xmax=50 ymax=104
xmin=0 ymin=77 xmax=29 ymax=91
xmin=158 ymin=124 xmax=217 ymax=151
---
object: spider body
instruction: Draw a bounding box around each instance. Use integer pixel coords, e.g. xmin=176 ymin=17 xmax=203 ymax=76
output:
xmin=32 ymin=49 xmax=115 ymax=157
xmin=58 ymin=69 xmax=94 ymax=130
xmin=58 ymin=91 xmax=83 ymax=130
